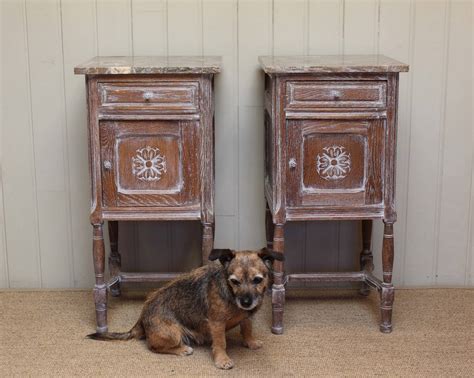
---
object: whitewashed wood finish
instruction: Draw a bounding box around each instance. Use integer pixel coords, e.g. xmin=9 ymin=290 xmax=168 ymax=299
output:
xmin=0 ymin=0 xmax=472 ymax=288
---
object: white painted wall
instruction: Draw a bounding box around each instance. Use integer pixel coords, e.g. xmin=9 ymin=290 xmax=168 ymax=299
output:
xmin=0 ymin=0 xmax=472 ymax=288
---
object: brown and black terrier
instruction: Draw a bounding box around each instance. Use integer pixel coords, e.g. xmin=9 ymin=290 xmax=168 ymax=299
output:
xmin=87 ymin=248 xmax=283 ymax=369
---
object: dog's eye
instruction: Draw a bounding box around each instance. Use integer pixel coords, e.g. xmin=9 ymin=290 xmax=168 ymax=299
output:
xmin=252 ymin=276 xmax=263 ymax=285
xmin=230 ymin=278 xmax=240 ymax=286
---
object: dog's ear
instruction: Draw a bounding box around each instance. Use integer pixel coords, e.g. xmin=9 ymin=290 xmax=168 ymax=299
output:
xmin=258 ymin=248 xmax=284 ymax=270
xmin=209 ymin=249 xmax=235 ymax=268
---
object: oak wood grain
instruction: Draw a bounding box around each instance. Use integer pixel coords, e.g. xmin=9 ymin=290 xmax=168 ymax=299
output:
xmin=262 ymin=57 xmax=407 ymax=334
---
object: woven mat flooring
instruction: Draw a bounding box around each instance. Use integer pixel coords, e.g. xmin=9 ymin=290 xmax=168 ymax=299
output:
xmin=1 ymin=288 xmax=473 ymax=377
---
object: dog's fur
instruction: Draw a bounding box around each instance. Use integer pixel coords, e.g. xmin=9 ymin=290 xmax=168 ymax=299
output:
xmin=87 ymin=248 xmax=283 ymax=369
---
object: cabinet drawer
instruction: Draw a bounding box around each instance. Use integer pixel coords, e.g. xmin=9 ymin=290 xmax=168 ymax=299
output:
xmin=98 ymin=81 xmax=199 ymax=112
xmin=286 ymin=81 xmax=386 ymax=109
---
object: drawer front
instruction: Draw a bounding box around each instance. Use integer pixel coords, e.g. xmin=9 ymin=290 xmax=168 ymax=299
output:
xmin=286 ymin=81 xmax=386 ymax=109
xmin=98 ymin=81 xmax=199 ymax=112
xmin=100 ymin=120 xmax=200 ymax=207
xmin=286 ymin=119 xmax=385 ymax=207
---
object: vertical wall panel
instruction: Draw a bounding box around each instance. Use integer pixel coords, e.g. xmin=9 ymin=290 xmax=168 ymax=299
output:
xmin=238 ymin=0 xmax=272 ymax=108
xmin=25 ymin=0 xmax=73 ymax=287
xmin=436 ymin=1 xmax=472 ymax=285
xmin=61 ymin=0 xmax=97 ymax=288
xmin=469 ymin=173 xmax=474 ymax=286
xmin=273 ymin=0 xmax=307 ymax=55
xmin=308 ymin=0 xmax=343 ymax=55
xmin=96 ymin=0 xmax=132 ymax=55
xmin=0 ymin=165 xmax=7 ymax=287
xmin=404 ymin=2 xmax=448 ymax=286
xmin=203 ymin=0 xmax=237 ymax=218
xmin=237 ymin=0 xmax=272 ymax=249
xmin=0 ymin=1 xmax=7 ymax=287
xmin=343 ymin=0 xmax=378 ymax=54
xmin=214 ymin=215 xmax=237 ymax=249
xmin=378 ymin=0 xmax=412 ymax=285
xmin=203 ymin=0 xmax=238 ymax=249
xmin=167 ymin=0 xmax=202 ymax=55
xmin=0 ymin=3 xmax=7 ymax=287
xmin=131 ymin=0 xmax=167 ymax=55
xmin=1 ymin=0 xmax=41 ymax=288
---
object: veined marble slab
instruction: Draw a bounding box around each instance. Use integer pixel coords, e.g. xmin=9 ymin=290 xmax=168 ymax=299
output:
xmin=259 ymin=55 xmax=409 ymax=74
xmin=75 ymin=56 xmax=222 ymax=75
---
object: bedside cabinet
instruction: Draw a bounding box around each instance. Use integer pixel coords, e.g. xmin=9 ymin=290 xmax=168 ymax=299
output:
xmin=75 ymin=56 xmax=221 ymax=332
xmin=259 ymin=55 xmax=409 ymax=334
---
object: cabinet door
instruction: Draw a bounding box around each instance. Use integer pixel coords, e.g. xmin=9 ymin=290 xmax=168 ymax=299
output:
xmin=100 ymin=120 xmax=200 ymax=207
xmin=286 ymin=119 xmax=385 ymax=207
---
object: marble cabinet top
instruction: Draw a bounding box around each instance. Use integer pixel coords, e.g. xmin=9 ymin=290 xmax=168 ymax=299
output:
xmin=259 ymin=55 xmax=409 ymax=74
xmin=74 ymin=56 xmax=222 ymax=75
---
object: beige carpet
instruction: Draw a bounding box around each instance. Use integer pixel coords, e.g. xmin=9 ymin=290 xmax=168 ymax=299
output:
xmin=1 ymin=288 xmax=473 ymax=377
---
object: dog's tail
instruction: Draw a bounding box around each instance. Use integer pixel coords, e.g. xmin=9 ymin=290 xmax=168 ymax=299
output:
xmin=87 ymin=321 xmax=144 ymax=342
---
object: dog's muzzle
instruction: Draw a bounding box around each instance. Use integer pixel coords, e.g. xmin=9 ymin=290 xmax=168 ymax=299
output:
xmin=237 ymin=295 xmax=258 ymax=311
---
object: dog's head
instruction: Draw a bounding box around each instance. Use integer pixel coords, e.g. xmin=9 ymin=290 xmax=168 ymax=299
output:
xmin=209 ymin=248 xmax=284 ymax=311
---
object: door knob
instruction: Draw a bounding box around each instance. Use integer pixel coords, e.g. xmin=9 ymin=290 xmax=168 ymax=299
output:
xmin=143 ymin=91 xmax=153 ymax=101
xmin=103 ymin=160 xmax=112 ymax=170
xmin=288 ymin=158 xmax=297 ymax=169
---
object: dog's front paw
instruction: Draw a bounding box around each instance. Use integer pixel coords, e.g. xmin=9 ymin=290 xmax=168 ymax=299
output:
xmin=214 ymin=355 xmax=234 ymax=370
xmin=180 ymin=346 xmax=194 ymax=356
xmin=243 ymin=339 xmax=263 ymax=350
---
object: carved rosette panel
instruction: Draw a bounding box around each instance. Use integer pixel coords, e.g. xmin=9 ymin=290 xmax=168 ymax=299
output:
xmin=131 ymin=146 xmax=167 ymax=182
xmin=316 ymin=145 xmax=351 ymax=181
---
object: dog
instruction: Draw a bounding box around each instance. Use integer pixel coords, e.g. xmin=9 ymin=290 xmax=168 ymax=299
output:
xmin=87 ymin=248 xmax=283 ymax=369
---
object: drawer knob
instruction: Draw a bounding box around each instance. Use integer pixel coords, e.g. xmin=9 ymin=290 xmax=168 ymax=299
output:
xmin=331 ymin=90 xmax=341 ymax=100
xmin=143 ymin=91 xmax=154 ymax=101
xmin=288 ymin=158 xmax=297 ymax=169
xmin=103 ymin=160 xmax=112 ymax=170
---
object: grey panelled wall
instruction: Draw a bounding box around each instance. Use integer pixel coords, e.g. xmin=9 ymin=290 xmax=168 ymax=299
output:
xmin=0 ymin=0 xmax=472 ymax=288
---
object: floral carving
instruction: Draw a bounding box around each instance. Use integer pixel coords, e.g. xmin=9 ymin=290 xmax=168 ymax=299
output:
xmin=131 ymin=146 xmax=166 ymax=181
xmin=316 ymin=145 xmax=351 ymax=180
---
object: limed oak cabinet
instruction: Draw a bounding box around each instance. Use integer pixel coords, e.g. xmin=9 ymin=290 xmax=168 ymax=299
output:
xmin=259 ymin=55 xmax=409 ymax=334
xmin=75 ymin=56 xmax=221 ymax=332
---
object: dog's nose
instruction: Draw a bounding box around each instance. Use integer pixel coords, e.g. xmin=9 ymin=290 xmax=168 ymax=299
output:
xmin=240 ymin=296 xmax=253 ymax=308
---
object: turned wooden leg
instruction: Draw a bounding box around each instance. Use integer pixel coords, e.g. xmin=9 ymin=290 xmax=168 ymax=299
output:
xmin=360 ymin=219 xmax=374 ymax=296
xmin=265 ymin=201 xmax=274 ymax=250
xmin=108 ymin=221 xmax=121 ymax=297
xmin=92 ymin=223 xmax=107 ymax=333
xmin=380 ymin=221 xmax=395 ymax=333
xmin=271 ymin=224 xmax=285 ymax=335
xmin=202 ymin=222 xmax=214 ymax=265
